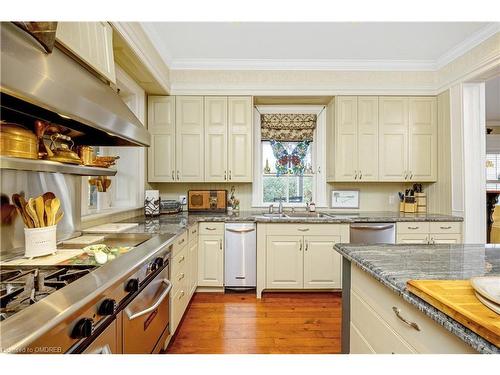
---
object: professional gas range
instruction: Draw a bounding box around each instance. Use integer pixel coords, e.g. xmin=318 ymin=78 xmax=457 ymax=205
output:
xmin=0 ymin=233 xmax=175 ymax=354
xmin=0 ymin=266 xmax=94 ymax=321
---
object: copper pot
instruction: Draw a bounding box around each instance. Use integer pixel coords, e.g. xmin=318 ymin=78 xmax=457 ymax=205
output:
xmin=0 ymin=122 xmax=38 ymax=159
xmin=77 ymin=146 xmax=94 ymax=165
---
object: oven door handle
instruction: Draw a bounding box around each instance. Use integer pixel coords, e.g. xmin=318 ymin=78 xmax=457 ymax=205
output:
xmin=89 ymin=344 xmax=112 ymax=354
xmin=126 ymin=279 xmax=172 ymax=321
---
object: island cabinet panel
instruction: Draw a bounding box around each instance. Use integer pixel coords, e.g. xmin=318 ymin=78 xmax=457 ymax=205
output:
xmin=429 ymin=233 xmax=462 ymax=244
xmin=350 ymin=265 xmax=476 ymax=354
xmin=303 ymin=236 xmax=342 ymax=289
xmin=266 ymin=236 xmax=304 ymax=289
xmin=198 ymin=234 xmax=224 ymax=287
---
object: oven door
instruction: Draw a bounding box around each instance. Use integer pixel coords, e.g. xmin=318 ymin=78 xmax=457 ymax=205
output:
xmin=122 ymin=266 xmax=172 ymax=354
xmin=82 ymin=318 xmax=118 ymax=354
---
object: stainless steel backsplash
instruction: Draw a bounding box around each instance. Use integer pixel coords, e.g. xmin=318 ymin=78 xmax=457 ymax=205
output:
xmin=0 ymin=169 xmax=81 ymax=258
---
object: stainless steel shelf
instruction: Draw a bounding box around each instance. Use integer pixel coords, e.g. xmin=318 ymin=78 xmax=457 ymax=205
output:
xmin=0 ymin=156 xmax=117 ymax=176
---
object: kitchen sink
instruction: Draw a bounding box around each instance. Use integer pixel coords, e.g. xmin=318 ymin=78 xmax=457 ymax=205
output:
xmin=284 ymin=212 xmax=332 ymax=218
xmin=259 ymin=213 xmax=289 ymax=218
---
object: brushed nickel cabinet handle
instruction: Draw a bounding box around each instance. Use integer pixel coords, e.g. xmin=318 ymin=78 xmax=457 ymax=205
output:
xmin=178 ymin=273 xmax=185 ymax=281
xmin=224 ymin=171 xmax=227 ymax=180
xmin=178 ymin=255 xmax=185 ymax=263
xmin=178 ymin=291 xmax=185 ymax=300
xmin=177 ymin=170 xmax=180 ymax=180
xmin=305 ymin=240 xmax=309 ymax=251
xmin=229 ymin=170 xmax=232 ymax=180
xmin=354 ymin=171 xmax=358 ymax=180
xmin=219 ymin=239 xmax=222 ymax=250
xmin=178 ymin=238 xmax=185 ymax=245
xmin=409 ymin=171 xmax=413 ymax=180
xmin=440 ymin=226 xmax=452 ymax=230
xmin=408 ymin=226 xmax=419 ymax=230
xmin=205 ymin=227 xmax=216 ymax=231
xmin=171 ymin=170 xmax=175 ymax=180
xmin=192 ymin=229 xmax=197 ymax=234
xmin=359 ymin=170 xmax=362 ymax=180
xmin=297 ymin=228 xmax=310 ymax=232
xmin=299 ymin=242 xmax=302 ymax=251
xmin=392 ymin=306 xmax=421 ymax=331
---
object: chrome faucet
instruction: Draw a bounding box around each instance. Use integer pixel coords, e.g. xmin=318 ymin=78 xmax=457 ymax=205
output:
xmin=268 ymin=204 xmax=274 ymax=214
xmin=278 ymin=199 xmax=284 ymax=214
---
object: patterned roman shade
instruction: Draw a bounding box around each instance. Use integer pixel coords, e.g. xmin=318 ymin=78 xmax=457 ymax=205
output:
xmin=261 ymin=113 xmax=317 ymax=141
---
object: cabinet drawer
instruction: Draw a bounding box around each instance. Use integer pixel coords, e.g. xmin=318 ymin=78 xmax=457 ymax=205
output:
xmin=188 ymin=224 xmax=199 ymax=243
xmin=351 ymin=266 xmax=475 ymax=353
xmin=172 ymin=230 xmax=188 ymax=257
xmin=198 ymin=222 xmax=224 ymax=235
xmin=171 ymin=246 xmax=188 ymax=292
xmin=171 ymin=286 xmax=189 ymax=334
xmin=429 ymin=222 xmax=461 ymax=234
xmin=396 ymin=222 xmax=429 ymax=234
xmin=351 ymin=290 xmax=416 ymax=354
xmin=396 ymin=234 xmax=428 ymax=244
xmin=266 ymin=223 xmax=345 ymax=236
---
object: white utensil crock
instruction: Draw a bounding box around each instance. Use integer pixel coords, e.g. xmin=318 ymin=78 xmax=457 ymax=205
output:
xmin=24 ymin=225 xmax=57 ymax=259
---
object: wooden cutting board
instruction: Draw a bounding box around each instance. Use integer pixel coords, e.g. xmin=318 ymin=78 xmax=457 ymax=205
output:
xmin=407 ymin=280 xmax=500 ymax=347
xmin=1 ymin=250 xmax=84 ymax=266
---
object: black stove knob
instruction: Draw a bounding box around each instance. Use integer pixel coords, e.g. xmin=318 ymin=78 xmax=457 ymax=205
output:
xmin=125 ymin=278 xmax=139 ymax=293
xmin=98 ymin=298 xmax=116 ymax=316
xmin=71 ymin=318 xmax=94 ymax=339
xmin=151 ymin=257 xmax=164 ymax=271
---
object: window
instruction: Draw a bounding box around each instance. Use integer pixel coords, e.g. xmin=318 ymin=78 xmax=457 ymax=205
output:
xmin=252 ymin=106 xmax=327 ymax=207
xmin=262 ymin=141 xmax=313 ymax=204
xmin=487 ymin=153 xmax=500 ymax=190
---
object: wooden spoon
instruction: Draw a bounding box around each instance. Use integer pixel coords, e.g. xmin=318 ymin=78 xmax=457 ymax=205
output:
xmin=26 ymin=198 xmax=40 ymax=228
xmin=49 ymin=198 xmax=61 ymax=227
xmin=12 ymin=194 xmax=31 ymax=227
xmin=44 ymin=199 xmax=52 ymax=226
xmin=54 ymin=211 xmax=64 ymax=225
xmin=35 ymin=195 xmax=45 ymax=227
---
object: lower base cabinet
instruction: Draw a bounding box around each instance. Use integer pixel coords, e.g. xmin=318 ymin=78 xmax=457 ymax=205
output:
xmin=304 ymin=236 xmax=342 ymax=289
xmin=349 ymin=265 xmax=475 ymax=354
xmin=198 ymin=234 xmax=224 ymax=287
xmin=396 ymin=222 xmax=462 ymax=244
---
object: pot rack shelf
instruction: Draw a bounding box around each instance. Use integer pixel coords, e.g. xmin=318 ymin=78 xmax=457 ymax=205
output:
xmin=0 ymin=156 xmax=117 ymax=176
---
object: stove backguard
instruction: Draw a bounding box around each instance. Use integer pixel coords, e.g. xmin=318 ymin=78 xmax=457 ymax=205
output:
xmin=0 ymin=169 xmax=81 ymax=258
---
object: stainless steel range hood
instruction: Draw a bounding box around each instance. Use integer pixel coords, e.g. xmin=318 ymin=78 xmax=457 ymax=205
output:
xmin=0 ymin=22 xmax=150 ymax=147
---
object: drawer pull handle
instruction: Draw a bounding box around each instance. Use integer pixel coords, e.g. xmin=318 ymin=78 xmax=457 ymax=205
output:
xmin=440 ymin=226 xmax=452 ymax=230
xmin=178 ymin=291 xmax=185 ymax=300
xmin=205 ymin=227 xmax=216 ymax=231
xmin=178 ymin=238 xmax=185 ymax=245
xmin=178 ymin=256 xmax=185 ymax=263
xmin=392 ymin=306 xmax=421 ymax=331
xmin=297 ymin=228 xmax=310 ymax=232
xmin=192 ymin=229 xmax=197 ymax=234
xmin=178 ymin=273 xmax=185 ymax=281
xmin=408 ymin=226 xmax=419 ymax=230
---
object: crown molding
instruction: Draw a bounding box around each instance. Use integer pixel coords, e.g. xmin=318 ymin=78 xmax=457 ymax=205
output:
xmin=435 ymin=23 xmax=500 ymax=70
xmin=169 ymin=58 xmax=437 ymax=71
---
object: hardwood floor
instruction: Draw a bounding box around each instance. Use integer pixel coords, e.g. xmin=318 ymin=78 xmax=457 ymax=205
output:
xmin=166 ymin=291 xmax=342 ymax=354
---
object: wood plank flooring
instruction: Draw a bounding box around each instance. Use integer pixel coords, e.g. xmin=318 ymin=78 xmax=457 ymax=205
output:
xmin=166 ymin=291 xmax=342 ymax=354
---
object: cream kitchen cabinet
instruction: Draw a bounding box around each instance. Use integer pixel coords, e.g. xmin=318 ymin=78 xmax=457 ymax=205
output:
xmin=335 ymin=96 xmax=378 ymax=181
xmin=198 ymin=224 xmax=224 ymax=287
xmin=204 ymin=97 xmax=228 ymax=182
xmin=176 ymin=96 xmax=205 ymax=182
xmin=266 ymin=236 xmax=304 ymax=289
xmin=228 ymin=96 xmax=253 ymax=182
xmin=263 ymin=224 xmax=348 ymax=292
xmin=303 ymin=235 xmax=342 ymax=289
xmin=56 ymin=22 xmax=116 ymax=84
xmin=147 ymin=96 xmax=176 ymax=182
xmin=379 ymin=97 xmax=437 ymax=182
xmin=396 ymin=222 xmax=462 ymax=244
xmin=188 ymin=225 xmax=199 ymax=297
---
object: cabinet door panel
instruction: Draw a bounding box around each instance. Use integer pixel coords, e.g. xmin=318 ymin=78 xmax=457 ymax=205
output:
xmin=335 ymin=97 xmax=358 ymax=181
xmin=396 ymin=234 xmax=428 ymax=244
xmin=303 ymin=236 xmax=342 ymax=289
xmin=228 ymin=97 xmax=252 ymax=182
xmin=430 ymin=234 xmax=462 ymax=244
xmin=147 ymin=97 xmax=175 ymax=182
xmin=198 ymin=235 xmax=223 ymax=287
xmin=408 ymin=97 xmax=437 ymax=182
xmin=266 ymin=236 xmax=303 ymax=289
xmin=205 ymin=97 xmax=228 ymax=182
xmin=357 ymin=97 xmax=379 ymax=181
xmin=176 ymin=97 xmax=204 ymax=182
xmin=379 ymin=97 xmax=408 ymax=181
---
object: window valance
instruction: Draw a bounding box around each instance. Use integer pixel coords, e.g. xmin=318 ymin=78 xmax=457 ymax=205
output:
xmin=261 ymin=113 xmax=317 ymax=141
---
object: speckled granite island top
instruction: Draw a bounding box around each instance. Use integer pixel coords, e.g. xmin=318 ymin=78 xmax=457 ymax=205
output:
xmin=118 ymin=210 xmax=462 ymax=235
xmin=333 ymin=243 xmax=500 ymax=353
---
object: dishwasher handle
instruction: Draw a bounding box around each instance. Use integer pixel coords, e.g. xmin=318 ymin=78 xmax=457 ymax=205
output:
xmin=126 ymin=280 xmax=172 ymax=321
xmin=350 ymin=224 xmax=394 ymax=231
xmin=225 ymin=227 xmax=256 ymax=233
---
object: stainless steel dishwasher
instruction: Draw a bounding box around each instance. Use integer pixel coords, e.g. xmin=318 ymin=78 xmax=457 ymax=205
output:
xmin=224 ymin=223 xmax=256 ymax=289
xmin=350 ymin=222 xmax=396 ymax=244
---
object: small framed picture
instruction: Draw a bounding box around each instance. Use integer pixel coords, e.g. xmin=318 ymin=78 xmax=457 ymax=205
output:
xmin=331 ymin=189 xmax=359 ymax=209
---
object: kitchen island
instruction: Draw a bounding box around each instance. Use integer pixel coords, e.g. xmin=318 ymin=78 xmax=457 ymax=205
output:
xmin=334 ymin=243 xmax=500 ymax=354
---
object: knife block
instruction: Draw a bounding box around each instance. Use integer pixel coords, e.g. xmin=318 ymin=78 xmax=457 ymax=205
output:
xmin=415 ymin=193 xmax=427 ymax=213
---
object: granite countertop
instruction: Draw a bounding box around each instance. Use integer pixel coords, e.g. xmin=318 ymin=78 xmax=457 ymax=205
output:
xmin=333 ymin=243 xmax=500 ymax=353
xmin=117 ymin=210 xmax=462 ymax=235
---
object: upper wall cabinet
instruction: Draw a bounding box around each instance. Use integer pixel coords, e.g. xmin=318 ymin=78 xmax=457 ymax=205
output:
xmin=148 ymin=96 xmax=252 ymax=183
xmin=56 ymin=22 xmax=116 ymax=84
xmin=379 ymin=97 xmax=437 ymax=182
xmin=334 ymin=96 xmax=379 ymax=181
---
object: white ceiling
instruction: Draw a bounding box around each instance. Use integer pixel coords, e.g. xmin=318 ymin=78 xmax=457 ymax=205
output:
xmin=141 ymin=22 xmax=498 ymax=70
